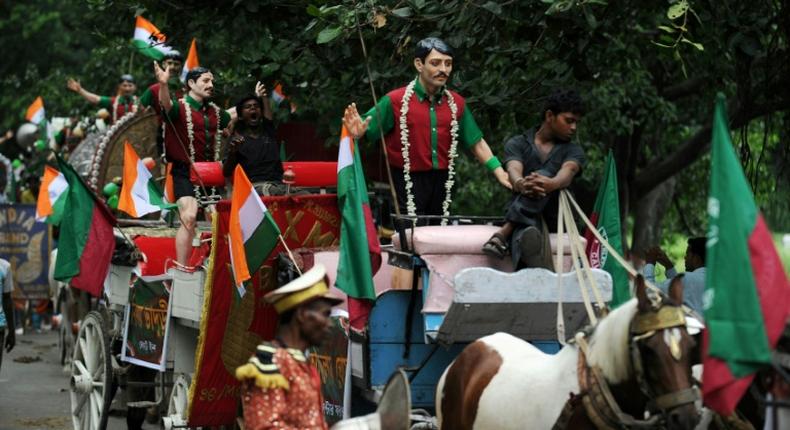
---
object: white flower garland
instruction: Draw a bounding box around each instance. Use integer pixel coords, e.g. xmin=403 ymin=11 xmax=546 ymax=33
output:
xmin=111 ymin=95 xmax=138 ymax=123
xmin=399 ymin=78 xmax=459 ymax=225
xmin=182 ymin=97 xmax=222 ymax=199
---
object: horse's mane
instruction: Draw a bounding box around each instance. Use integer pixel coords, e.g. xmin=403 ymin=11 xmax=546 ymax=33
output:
xmin=586 ymin=298 xmax=639 ymax=384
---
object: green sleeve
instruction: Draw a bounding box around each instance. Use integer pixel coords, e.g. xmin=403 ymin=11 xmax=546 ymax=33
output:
xmin=362 ymin=95 xmax=394 ymax=142
xmin=165 ymin=101 xmax=180 ymax=121
xmin=97 ymin=96 xmax=112 ymax=109
xmin=139 ymin=88 xmax=153 ymax=107
xmin=460 ymin=106 xmax=484 ymax=148
xmin=220 ymin=110 xmax=231 ymax=129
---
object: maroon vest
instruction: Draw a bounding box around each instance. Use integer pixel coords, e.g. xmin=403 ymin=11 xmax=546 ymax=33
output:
xmin=384 ymin=86 xmax=467 ymax=171
xmin=165 ymin=99 xmax=222 ymax=163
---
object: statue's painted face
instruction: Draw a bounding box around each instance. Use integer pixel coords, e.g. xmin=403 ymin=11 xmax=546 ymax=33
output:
xmin=163 ymin=58 xmax=183 ymax=78
xmin=119 ymin=81 xmax=136 ymax=96
xmin=415 ymin=49 xmax=453 ymax=92
xmin=188 ymin=72 xmax=214 ymax=100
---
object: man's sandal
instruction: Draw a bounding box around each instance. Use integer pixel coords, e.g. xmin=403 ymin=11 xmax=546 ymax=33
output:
xmin=482 ymin=233 xmax=509 ymax=259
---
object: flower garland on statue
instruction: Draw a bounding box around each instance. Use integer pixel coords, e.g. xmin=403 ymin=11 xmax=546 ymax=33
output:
xmin=111 ymin=95 xmax=138 ymax=124
xmin=399 ymin=78 xmax=459 ymax=225
xmin=182 ymin=97 xmax=222 ymax=199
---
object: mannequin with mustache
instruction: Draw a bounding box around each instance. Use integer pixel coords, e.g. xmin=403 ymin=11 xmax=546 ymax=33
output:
xmin=153 ymin=63 xmax=231 ymax=266
xmin=343 ymin=37 xmax=511 ymax=226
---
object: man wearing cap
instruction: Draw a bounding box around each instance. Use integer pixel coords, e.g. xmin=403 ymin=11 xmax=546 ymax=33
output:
xmin=644 ymin=237 xmax=707 ymax=315
xmin=223 ymin=84 xmax=286 ymax=195
xmin=342 ymin=37 xmax=511 ymax=225
xmin=236 ymin=263 xmax=341 ymax=430
xmin=66 ymin=75 xmax=139 ymax=125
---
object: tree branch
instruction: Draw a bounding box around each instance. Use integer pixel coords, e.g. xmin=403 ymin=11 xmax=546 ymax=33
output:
xmin=634 ymin=96 xmax=790 ymax=196
xmin=660 ymin=77 xmax=706 ymax=100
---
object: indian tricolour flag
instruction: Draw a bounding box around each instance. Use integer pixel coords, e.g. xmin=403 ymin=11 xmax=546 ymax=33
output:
xmin=271 ymin=83 xmax=297 ymax=113
xmin=118 ymin=142 xmax=175 ymax=218
xmin=180 ymin=38 xmax=199 ymax=83
xmin=702 ymin=93 xmax=790 ymax=415
xmin=26 ymin=97 xmax=45 ymax=125
xmin=336 ymin=126 xmax=382 ymax=331
xmin=229 ymin=165 xmax=281 ymax=297
xmin=132 ymin=16 xmax=174 ymax=60
xmin=36 ymin=165 xmax=68 ymax=224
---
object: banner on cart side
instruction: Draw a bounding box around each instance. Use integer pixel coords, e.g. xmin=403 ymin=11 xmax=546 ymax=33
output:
xmin=308 ymin=314 xmax=350 ymax=425
xmin=121 ymin=274 xmax=173 ymax=371
xmin=187 ymin=194 xmax=341 ymax=427
xmin=0 ymin=204 xmax=51 ymax=300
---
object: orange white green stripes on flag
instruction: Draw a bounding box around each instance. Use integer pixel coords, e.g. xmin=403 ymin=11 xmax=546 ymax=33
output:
xmin=26 ymin=97 xmax=45 ymax=124
xmin=271 ymin=83 xmax=297 ymax=113
xmin=335 ymin=125 xmax=382 ymax=330
xmin=160 ymin=163 xmax=176 ymax=222
xmin=118 ymin=141 xmax=175 ymax=218
xmin=132 ymin=16 xmax=174 ymax=60
xmin=180 ymin=38 xmax=200 ymax=83
xmin=228 ymin=165 xmax=281 ymax=297
xmin=36 ymin=165 xmax=68 ymax=224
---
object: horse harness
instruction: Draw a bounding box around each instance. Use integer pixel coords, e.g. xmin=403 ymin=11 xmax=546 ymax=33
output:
xmin=553 ymin=305 xmax=700 ymax=429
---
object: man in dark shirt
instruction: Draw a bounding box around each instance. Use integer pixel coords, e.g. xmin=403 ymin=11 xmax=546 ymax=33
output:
xmin=223 ymin=86 xmax=285 ymax=195
xmin=483 ymin=89 xmax=586 ymax=269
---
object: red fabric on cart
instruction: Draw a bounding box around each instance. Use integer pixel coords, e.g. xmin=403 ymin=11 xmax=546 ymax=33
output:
xmin=133 ymin=234 xmax=211 ymax=276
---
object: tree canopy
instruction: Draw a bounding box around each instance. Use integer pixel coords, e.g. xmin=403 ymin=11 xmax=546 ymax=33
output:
xmin=1 ymin=0 xmax=788 ymax=247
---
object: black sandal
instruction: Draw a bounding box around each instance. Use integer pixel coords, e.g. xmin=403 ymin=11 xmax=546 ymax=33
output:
xmin=482 ymin=233 xmax=508 ymax=259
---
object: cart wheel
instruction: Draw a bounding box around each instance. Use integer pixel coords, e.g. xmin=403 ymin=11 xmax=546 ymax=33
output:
xmin=162 ymin=374 xmax=191 ymax=430
xmin=70 ymin=311 xmax=112 ymax=430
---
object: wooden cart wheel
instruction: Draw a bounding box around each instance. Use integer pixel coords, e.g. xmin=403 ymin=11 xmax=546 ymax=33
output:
xmin=162 ymin=374 xmax=191 ymax=430
xmin=70 ymin=311 xmax=112 ymax=430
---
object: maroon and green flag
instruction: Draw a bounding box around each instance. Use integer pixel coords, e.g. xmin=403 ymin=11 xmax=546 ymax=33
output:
xmin=702 ymin=94 xmax=790 ymax=415
xmin=54 ymin=155 xmax=117 ymax=297
xmin=336 ymin=126 xmax=382 ymax=331
xmin=584 ymin=151 xmax=629 ymax=307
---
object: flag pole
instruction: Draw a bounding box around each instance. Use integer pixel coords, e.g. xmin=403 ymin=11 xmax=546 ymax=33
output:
xmin=277 ymin=235 xmax=302 ymax=276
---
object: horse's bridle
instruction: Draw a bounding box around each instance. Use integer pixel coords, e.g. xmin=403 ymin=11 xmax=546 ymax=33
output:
xmin=629 ymin=305 xmax=700 ymax=415
xmin=567 ymin=304 xmax=700 ymax=430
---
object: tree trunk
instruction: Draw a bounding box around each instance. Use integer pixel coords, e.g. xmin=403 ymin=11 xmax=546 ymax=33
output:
xmin=631 ymin=177 xmax=677 ymax=254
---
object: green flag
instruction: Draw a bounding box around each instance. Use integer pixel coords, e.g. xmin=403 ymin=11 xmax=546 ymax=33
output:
xmin=702 ymin=93 xmax=790 ymax=414
xmin=584 ymin=151 xmax=629 ymax=307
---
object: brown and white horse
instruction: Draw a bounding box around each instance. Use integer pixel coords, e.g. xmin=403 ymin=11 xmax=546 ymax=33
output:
xmin=436 ymin=276 xmax=700 ymax=430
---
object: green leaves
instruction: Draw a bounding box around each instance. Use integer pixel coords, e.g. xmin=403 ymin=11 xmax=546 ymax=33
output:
xmin=316 ymin=26 xmax=342 ymax=44
xmin=391 ymin=7 xmax=412 ymax=18
xmin=667 ymin=0 xmax=689 ymax=20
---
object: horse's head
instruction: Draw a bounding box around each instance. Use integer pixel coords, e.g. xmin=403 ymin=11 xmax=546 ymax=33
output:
xmin=631 ymin=274 xmax=699 ymax=430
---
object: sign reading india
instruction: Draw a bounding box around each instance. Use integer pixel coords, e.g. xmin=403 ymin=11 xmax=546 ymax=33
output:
xmin=0 ymin=204 xmax=51 ymax=300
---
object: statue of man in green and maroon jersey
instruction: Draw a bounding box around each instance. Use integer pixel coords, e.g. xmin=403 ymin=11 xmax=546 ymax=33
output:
xmin=343 ymin=37 xmax=511 ymax=224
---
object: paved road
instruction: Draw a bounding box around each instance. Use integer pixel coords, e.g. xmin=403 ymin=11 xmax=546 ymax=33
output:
xmin=0 ymin=329 xmax=157 ymax=430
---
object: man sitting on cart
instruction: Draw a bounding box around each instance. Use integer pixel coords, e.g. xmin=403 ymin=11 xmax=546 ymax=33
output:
xmin=223 ymin=87 xmax=286 ymax=196
xmin=342 ymin=37 xmax=511 ymax=226
xmin=152 ymin=62 xmax=231 ymax=266
xmin=236 ymin=263 xmax=341 ymax=430
xmin=482 ymin=89 xmax=586 ymax=269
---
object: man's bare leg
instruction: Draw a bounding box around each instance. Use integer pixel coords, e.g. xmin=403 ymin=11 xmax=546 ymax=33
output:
xmin=176 ymin=196 xmax=198 ymax=266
